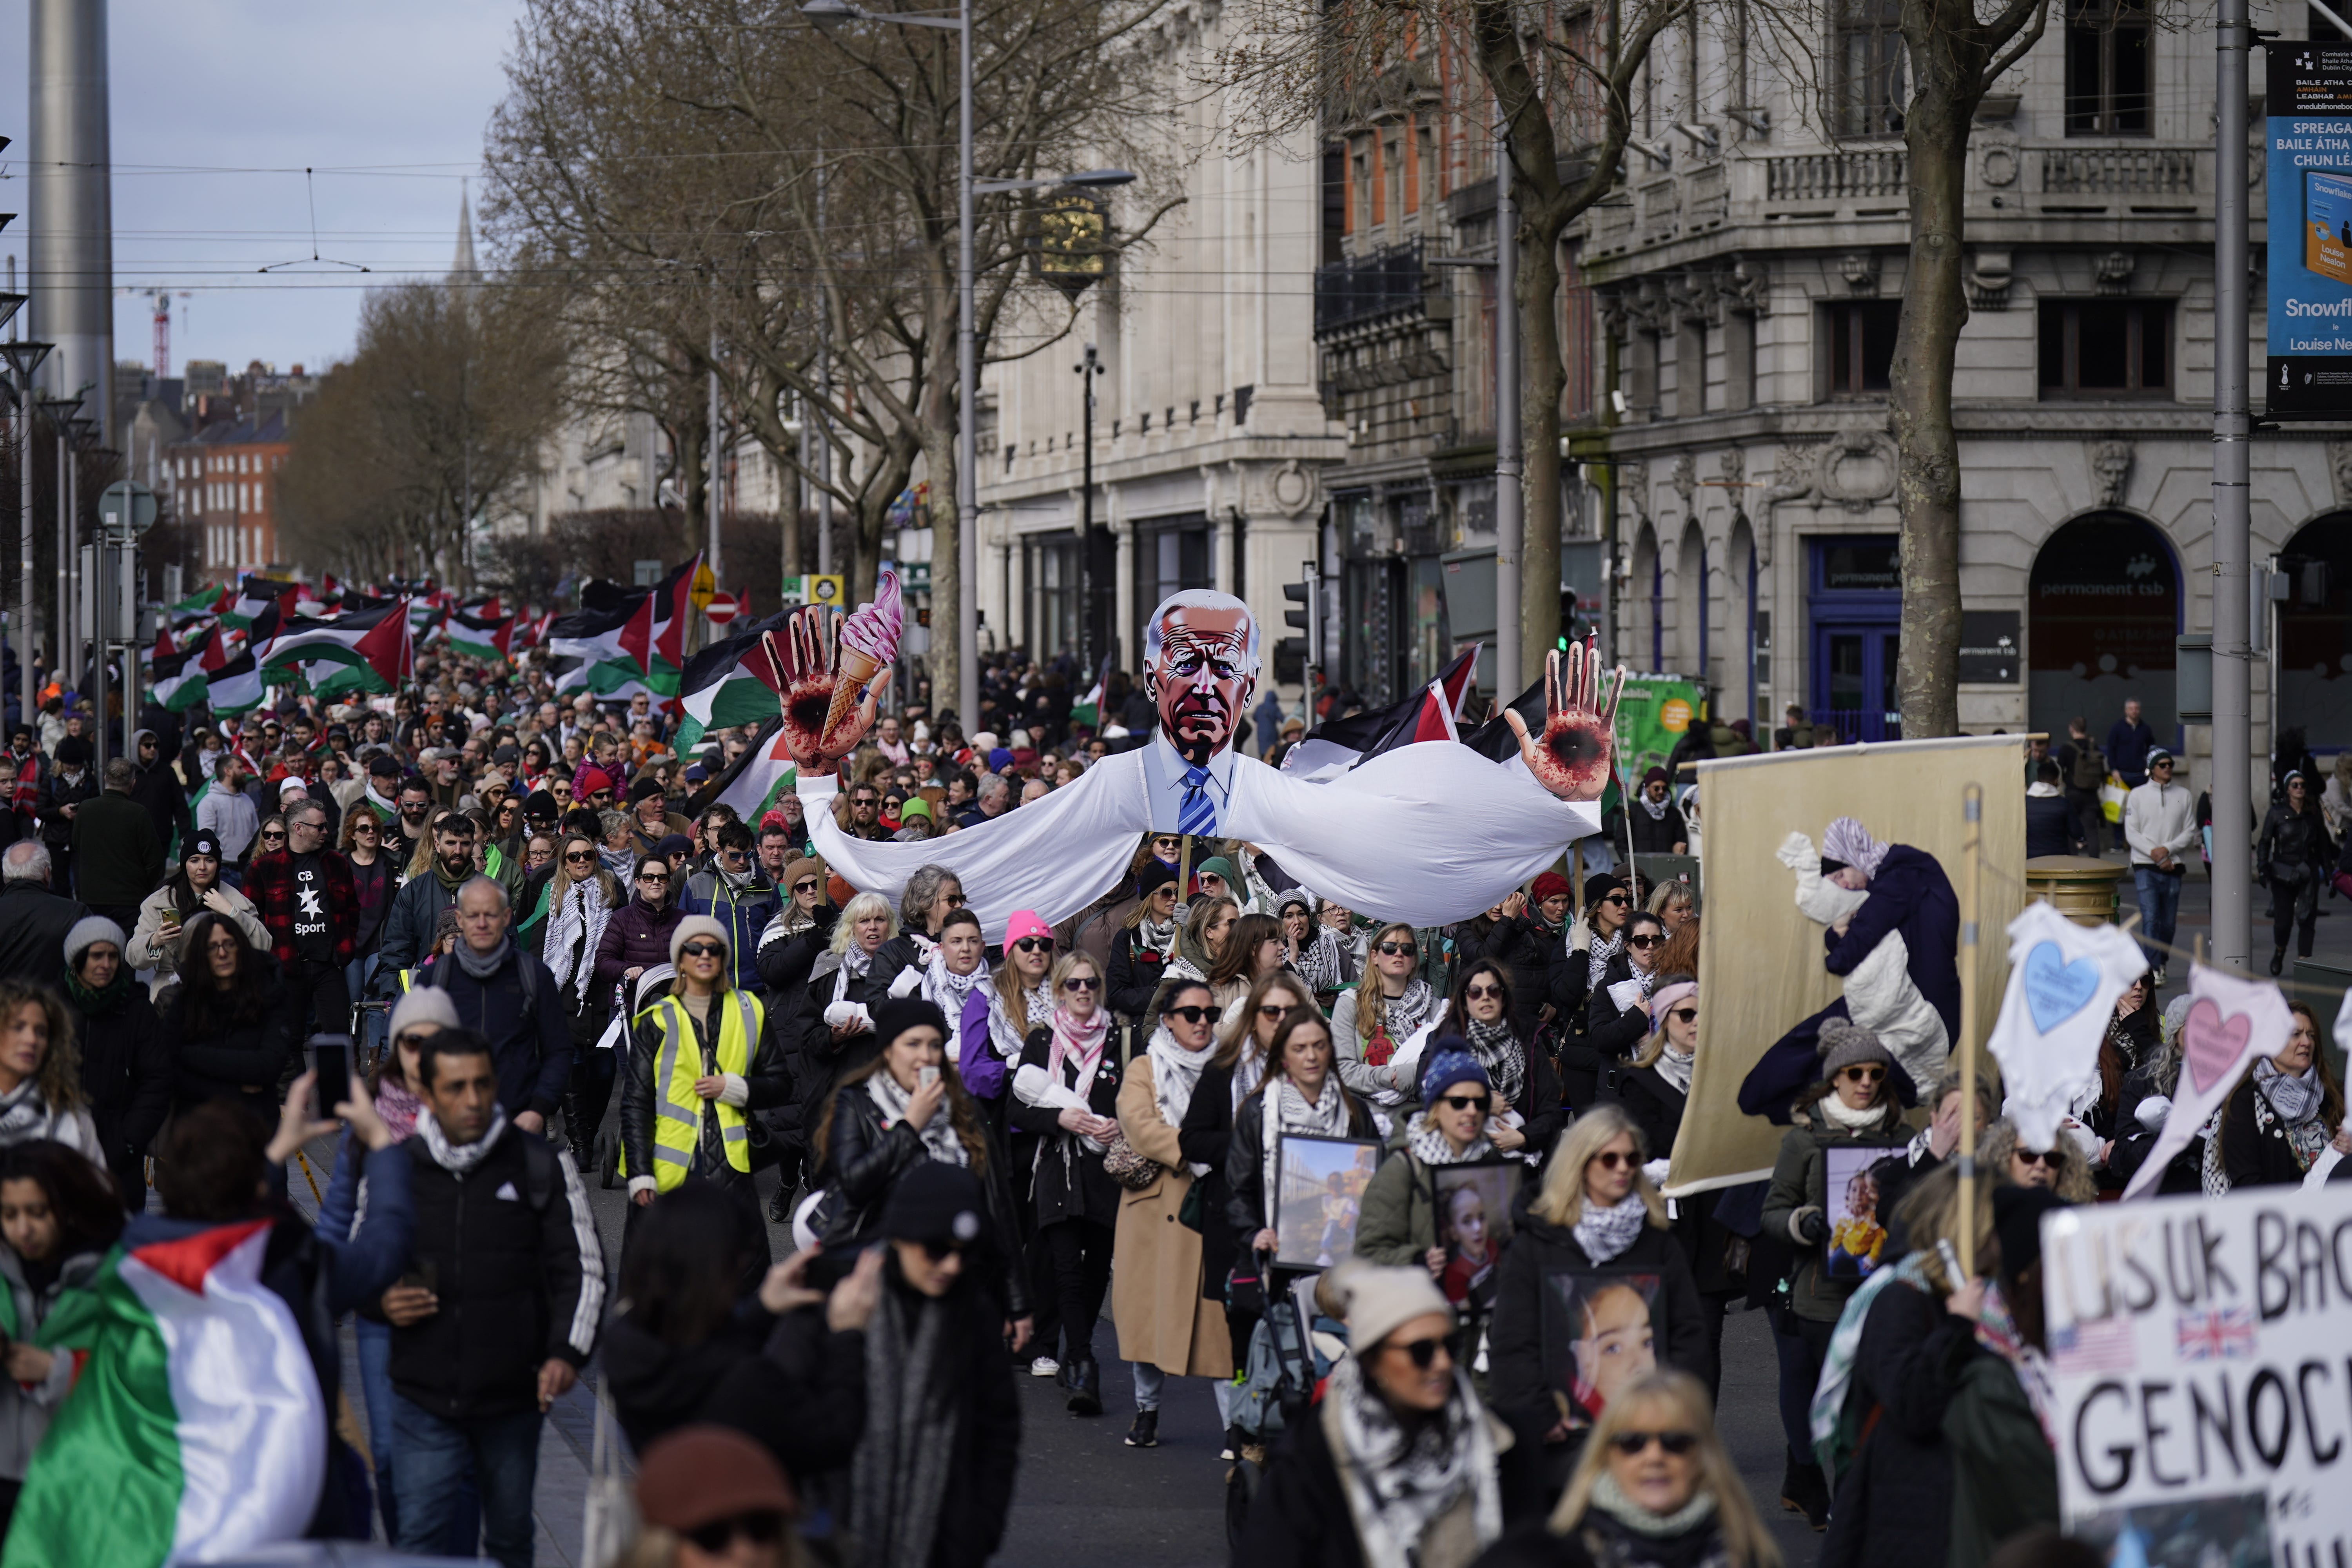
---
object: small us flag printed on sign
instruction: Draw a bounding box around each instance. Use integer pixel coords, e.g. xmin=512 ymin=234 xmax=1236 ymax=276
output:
xmin=2051 ymin=1317 xmax=2138 ymax=1375
xmin=2174 ymin=1307 xmax=2257 ymax=1362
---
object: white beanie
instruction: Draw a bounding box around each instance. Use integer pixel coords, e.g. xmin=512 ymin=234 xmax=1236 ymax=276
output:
xmin=1328 ymin=1261 xmax=1455 ymax=1352
xmin=670 ymin=914 xmax=730 ymax=967
xmin=64 ymin=915 xmax=126 ymax=971
xmin=389 ymin=987 xmax=461 ymax=1039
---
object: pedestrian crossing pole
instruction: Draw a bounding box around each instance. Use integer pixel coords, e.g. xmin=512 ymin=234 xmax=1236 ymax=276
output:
xmin=1956 ymin=782 xmax=1983 ymax=1278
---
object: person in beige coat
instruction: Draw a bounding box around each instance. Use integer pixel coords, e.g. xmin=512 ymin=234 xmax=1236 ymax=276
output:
xmin=124 ymin=828 xmax=270 ymax=1001
xmin=1113 ymin=976 xmax=1234 ymax=1450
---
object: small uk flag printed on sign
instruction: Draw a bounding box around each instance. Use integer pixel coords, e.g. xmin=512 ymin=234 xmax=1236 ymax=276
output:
xmin=2174 ymin=1307 xmax=2258 ymax=1362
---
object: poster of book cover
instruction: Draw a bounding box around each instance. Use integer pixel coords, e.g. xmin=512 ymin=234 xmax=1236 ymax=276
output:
xmin=2268 ymin=44 xmax=2352 ymax=416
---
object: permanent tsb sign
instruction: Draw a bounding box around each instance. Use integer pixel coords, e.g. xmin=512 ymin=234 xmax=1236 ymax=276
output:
xmin=2270 ymin=43 xmax=2352 ymax=417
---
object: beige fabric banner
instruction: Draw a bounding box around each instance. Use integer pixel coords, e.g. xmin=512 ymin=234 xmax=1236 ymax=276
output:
xmin=1666 ymin=733 xmax=2029 ymax=1196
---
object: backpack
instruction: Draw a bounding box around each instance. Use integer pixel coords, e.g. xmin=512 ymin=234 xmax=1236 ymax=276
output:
xmin=2067 ymin=740 xmax=2104 ymax=792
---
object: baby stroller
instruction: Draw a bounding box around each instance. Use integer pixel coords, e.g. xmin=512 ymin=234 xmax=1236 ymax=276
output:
xmin=1224 ymin=1267 xmax=1349 ymax=1554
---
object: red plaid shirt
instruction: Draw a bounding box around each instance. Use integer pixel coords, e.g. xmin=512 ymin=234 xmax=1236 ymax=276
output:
xmin=243 ymin=847 xmax=359 ymax=968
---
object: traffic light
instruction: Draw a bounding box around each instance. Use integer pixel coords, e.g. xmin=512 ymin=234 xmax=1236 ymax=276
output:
xmin=1277 ymin=570 xmax=1316 ymax=684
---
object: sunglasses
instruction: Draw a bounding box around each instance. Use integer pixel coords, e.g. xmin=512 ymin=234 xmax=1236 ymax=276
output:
xmin=260 ymin=831 xmax=286 ymax=843
xmin=1011 ymin=936 xmax=1052 ymax=955
xmin=394 ymin=1029 xmax=435 ymax=1049
xmin=682 ymin=1513 xmax=786 ymax=1554
xmin=401 ymin=804 xmax=430 ymax=816
xmin=679 ymin=941 xmax=726 ymax=959
xmin=1608 ymin=1430 xmax=1699 ymax=1457
xmin=1601 ymin=891 xmax=1631 ymax=906
xmin=1465 ymin=983 xmax=1504 ymax=1001
xmin=918 ymin=1238 xmax=965 ymax=1263
xmin=942 ymin=893 xmax=966 ymax=907
xmin=2013 ymin=1147 xmax=2061 ymax=1168
xmin=1669 ymin=1006 xmax=1699 ymax=1025
xmin=1258 ymin=1002 xmax=1298 ymax=1021
xmin=1390 ymin=1336 xmax=1448 ymax=1370
xmin=1627 ymin=933 xmax=1663 ymax=949
xmin=793 ymin=879 xmax=820 ymax=894
xmin=564 ymin=849 xmax=596 ymax=863
xmin=1062 ymin=976 xmax=1101 ymax=992
xmin=639 ymin=872 xmax=670 ymax=884
xmin=1439 ymin=1092 xmax=1491 ymax=1112
xmin=1164 ymin=1005 xmax=1215 ymax=1024
xmin=1841 ymin=1063 xmax=1887 ymax=1084
xmin=1376 ymin=941 xmax=1417 ymax=957
xmin=1592 ymin=1149 xmax=1639 ymax=1171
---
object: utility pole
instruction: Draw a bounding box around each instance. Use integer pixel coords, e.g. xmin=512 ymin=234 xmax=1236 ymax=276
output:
xmin=955 ymin=0 xmax=978 ymax=736
xmin=29 ymin=0 xmax=114 ymax=443
xmin=2210 ymin=0 xmax=2253 ymax=973
xmin=817 ymin=151 xmax=834 ymax=581
xmin=1075 ymin=342 xmax=1100 ymax=672
xmin=1494 ymin=119 xmax=1523 ymax=703
xmin=708 ymin=323 xmax=723 ymax=588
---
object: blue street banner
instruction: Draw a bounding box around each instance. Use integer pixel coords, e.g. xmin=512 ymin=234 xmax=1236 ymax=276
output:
xmin=2268 ymin=43 xmax=2352 ymax=417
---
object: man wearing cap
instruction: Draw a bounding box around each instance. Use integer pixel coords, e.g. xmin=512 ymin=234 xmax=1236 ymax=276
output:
xmin=246 ymin=796 xmax=359 ymax=1040
xmin=69 ymin=757 xmax=165 ymax=934
xmin=1628 ymin=765 xmax=1690 ymax=856
xmin=630 ymin=777 xmax=693 ymax=855
xmin=632 ymin=1428 xmax=801 ymax=1568
xmin=2123 ymin=747 xmax=2196 ymax=981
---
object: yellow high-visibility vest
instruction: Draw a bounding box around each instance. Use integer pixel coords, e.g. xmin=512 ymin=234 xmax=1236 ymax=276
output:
xmin=649 ymin=991 xmax=761 ymax=1191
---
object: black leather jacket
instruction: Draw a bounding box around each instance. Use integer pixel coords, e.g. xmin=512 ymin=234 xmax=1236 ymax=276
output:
xmin=621 ymin=989 xmax=794 ymax=1193
xmin=817 ymin=1082 xmax=1029 ymax=1318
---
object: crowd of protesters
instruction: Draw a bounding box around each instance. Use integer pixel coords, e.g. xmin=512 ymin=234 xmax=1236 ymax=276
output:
xmin=0 ymin=625 xmax=2334 ymax=1568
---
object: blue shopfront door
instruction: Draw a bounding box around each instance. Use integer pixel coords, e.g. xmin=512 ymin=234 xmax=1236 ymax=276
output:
xmin=1809 ymin=538 xmax=1903 ymax=742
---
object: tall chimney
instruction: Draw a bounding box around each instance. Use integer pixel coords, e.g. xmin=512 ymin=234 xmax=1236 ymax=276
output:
xmin=30 ymin=0 xmax=114 ymax=443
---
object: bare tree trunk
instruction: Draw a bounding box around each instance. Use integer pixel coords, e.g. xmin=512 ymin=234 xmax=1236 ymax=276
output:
xmin=922 ymin=420 xmax=959 ymax=716
xmin=1518 ymin=230 xmax=1566 ymax=679
xmin=1889 ymin=127 xmax=1968 ymax=739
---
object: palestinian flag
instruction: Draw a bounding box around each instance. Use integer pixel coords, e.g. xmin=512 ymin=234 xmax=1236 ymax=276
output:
xmin=548 ymin=592 xmax=660 ymax=701
xmin=167 ymin=586 xmax=229 ymax=626
xmin=1283 ymin=644 xmax=1482 ymax=783
xmin=1069 ymin=654 xmax=1113 ymax=728
xmin=2 ymin=1219 xmax=325 ymax=1567
xmin=220 ymin=575 xmax=296 ymax=631
xmin=670 ymin=613 xmax=791 ymax=755
xmin=205 ymin=645 xmax=267 ymax=716
xmin=706 ymin=715 xmax=797 ymax=821
xmin=408 ymin=595 xmax=448 ymax=639
xmin=149 ymin=639 xmax=209 ymax=713
xmin=260 ymin=601 xmax=412 ymax=698
xmin=445 ymin=607 xmax=515 ymax=664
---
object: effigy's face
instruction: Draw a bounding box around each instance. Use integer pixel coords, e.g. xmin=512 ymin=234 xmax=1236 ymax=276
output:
xmin=1150 ymin=604 xmax=1254 ymax=762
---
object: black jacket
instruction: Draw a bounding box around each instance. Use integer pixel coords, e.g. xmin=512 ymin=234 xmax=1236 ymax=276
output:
xmin=599 ymin=1301 xmax=865 ymax=1485
xmin=1486 ymin=1210 xmax=1711 ymax=1426
xmin=1005 ymin=1023 xmax=1123 ymax=1228
xmin=129 ymin=749 xmax=194 ymax=855
xmin=415 ymin=943 xmax=574 ymax=1120
xmin=620 ymin=989 xmax=792 ymax=1194
xmin=813 ymin=1081 xmax=1029 ymax=1318
xmin=1108 ymin=925 xmax=1172 ymax=1021
xmin=0 ymin=883 xmax=89 ymax=986
xmin=798 ymin=949 xmax=895 ymax=1119
xmin=167 ymin=980 xmax=292 ymax=1116
xmin=1178 ymin=1060 xmax=1243 ymax=1296
xmin=1487 ymin=915 xmax=1565 ymax=1040
xmin=1477 ymin=1510 xmax=1736 ymax=1568
xmin=1236 ymin=1387 xmax=1546 ymax=1568
xmin=70 ymin=790 xmax=165 ymax=911
xmin=1819 ymin=1280 xmax=1973 ymax=1568
xmin=2258 ymin=801 xmax=2336 ymax=886
xmin=2024 ymin=791 xmax=2074 ymax=859
xmin=2220 ymin=1073 xmax=2323 ymax=1190
xmin=1626 ymin=801 xmax=1688 ymax=855
xmin=1579 ymin=957 xmax=1656 ymax=1086
xmin=67 ymin=983 xmax=173 ymax=1198
xmin=1601 ymin=1059 xmax=1747 ymax=1298
xmin=862 ymin=1273 xmax=1024 ymax=1568
xmin=2106 ymin=1060 xmax=2202 ymax=1195
xmin=389 ymin=1125 xmax=605 ymax=1420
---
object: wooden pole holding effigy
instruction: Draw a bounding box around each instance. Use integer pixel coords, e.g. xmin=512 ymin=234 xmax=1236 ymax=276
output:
xmin=1956 ymin=782 xmax=1984 ymax=1278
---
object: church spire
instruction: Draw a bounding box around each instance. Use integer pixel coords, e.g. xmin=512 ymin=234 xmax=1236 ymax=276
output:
xmin=450 ymin=181 xmax=482 ymax=289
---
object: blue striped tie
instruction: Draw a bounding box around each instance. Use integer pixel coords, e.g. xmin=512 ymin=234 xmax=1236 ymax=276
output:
xmin=1179 ymin=765 xmax=1218 ymax=837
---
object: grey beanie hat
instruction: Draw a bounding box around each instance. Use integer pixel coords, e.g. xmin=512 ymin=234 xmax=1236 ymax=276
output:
xmin=1816 ymin=1016 xmax=1894 ymax=1078
xmin=64 ymin=915 xmax=126 ymax=971
xmin=389 ymin=987 xmax=461 ymax=1039
xmin=1327 ymin=1261 xmax=1455 ymax=1352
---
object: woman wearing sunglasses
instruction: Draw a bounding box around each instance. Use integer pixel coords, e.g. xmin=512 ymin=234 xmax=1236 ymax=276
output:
xmin=1489 ymin=1104 xmax=1706 ymax=1447
xmin=960 ymin=912 xmax=1055 ymax=1134
xmin=593 ymin=853 xmax=686 ymax=1000
xmin=1109 ymin=973 xmax=1239 ymax=1450
xmin=1759 ymin=1017 xmax=1909 ymax=1527
xmin=1332 ymin=922 xmax=1443 ymax=1109
xmin=539 ymin=833 xmax=623 ymax=1171
xmin=1446 ymin=959 xmax=1562 ymax=1159
xmin=1976 ymin=1117 xmax=2099 ymax=1203
xmin=1109 ymin=860 xmax=1182 ymax=1023
xmin=1236 ymin=1263 xmax=1536 ymax=1568
xmin=869 ymin=864 xmax=966 ymax=995
xmin=1581 ymin=911 xmax=1670 ymax=1089
xmin=1480 ymin=1368 xmax=1778 ymax=1568
xmin=1009 ymin=953 xmax=1125 ymax=1416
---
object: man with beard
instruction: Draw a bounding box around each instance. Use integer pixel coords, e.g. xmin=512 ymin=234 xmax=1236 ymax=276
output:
xmin=376 ymin=812 xmax=485 ymax=982
xmin=774 ymin=589 xmax=1622 ymax=932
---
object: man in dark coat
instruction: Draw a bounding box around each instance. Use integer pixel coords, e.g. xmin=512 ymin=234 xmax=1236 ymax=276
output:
xmin=2025 ymin=760 xmax=2075 ymax=860
xmin=62 ymin=915 xmax=173 ymax=1203
xmin=415 ymin=876 xmax=574 ymax=1131
xmin=127 ymin=728 xmax=194 ymax=860
xmin=0 ymin=841 xmax=89 ymax=983
xmin=68 ymin=758 xmax=165 ymax=933
xmin=2106 ymin=699 xmax=2156 ymax=789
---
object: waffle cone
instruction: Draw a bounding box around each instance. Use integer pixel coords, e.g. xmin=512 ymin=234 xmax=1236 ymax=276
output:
xmin=823 ymin=647 xmax=884 ymax=740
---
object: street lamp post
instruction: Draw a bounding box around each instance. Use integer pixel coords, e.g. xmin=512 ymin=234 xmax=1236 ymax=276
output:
xmin=802 ymin=0 xmax=1131 ymax=735
xmin=1 ymin=341 xmax=53 ymax=726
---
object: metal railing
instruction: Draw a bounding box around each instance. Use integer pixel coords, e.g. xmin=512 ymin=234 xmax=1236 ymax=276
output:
xmin=1314 ymin=240 xmax=1426 ymax=337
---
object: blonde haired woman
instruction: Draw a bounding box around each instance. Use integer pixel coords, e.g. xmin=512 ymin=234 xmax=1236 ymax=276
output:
xmin=1479 ymin=1368 xmax=1781 ymax=1568
xmin=1489 ymin=1104 xmax=1707 ymax=1438
xmin=1978 ymin=1116 xmax=2099 ymax=1205
xmin=1331 ymin=921 xmax=1443 ymax=1109
xmin=799 ymin=890 xmax=899 ymax=1124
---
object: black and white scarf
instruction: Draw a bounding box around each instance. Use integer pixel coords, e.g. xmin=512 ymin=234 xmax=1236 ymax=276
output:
xmin=832 ymin=942 xmax=878 ymax=1008
xmin=850 ymin=1284 xmax=955 ymax=1568
xmin=867 ymin=1071 xmax=968 ymax=1167
xmin=419 ymin=1106 xmax=510 ymax=1176
xmin=1574 ymin=1190 xmax=1649 ymax=1263
xmin=1638 ymin=792 xmax=1671 ymax=821
xmin=1327 ymin=1354 xmax=1501 ymax=1568
xmin=1586 ymin=930 xmax=1626 ymax=991
xmin=1461 ymin=1014 xmax=1527 ymax=1110
xmin=1136 ymin=913 xmax=1178 ymax=961
xmin=1292 ymin=928 xmax=1348 ymax=994
xmin=919 ymin=949 xmax=989 ymax=1051
xmin=544 ymin=880 xmax=610 ymax=1005
xmin=985 ymin=980 xmax=1051 ymax=1062
xmin=1406 ymin=1110 xmax=1492 ymax=1168
xmin=2256 ymin=1058 xmax=2332 ymax=1171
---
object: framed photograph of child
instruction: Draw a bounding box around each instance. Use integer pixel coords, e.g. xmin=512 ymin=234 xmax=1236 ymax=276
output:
xmin=1430 ymin=1161 xmax=1522 ymax=1311
xmin=1539 ymin=1267 xmax=1666 ymax=1427
xmin=1822 ymin=1145 xmax=1888 ymax=1281
xmin=1272 ymin=1133 xmax=1383 ymax=1270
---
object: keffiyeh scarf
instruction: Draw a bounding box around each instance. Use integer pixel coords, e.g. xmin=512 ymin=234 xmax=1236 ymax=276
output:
xmin=1136 ymin=913 xmax=1178 ymax=961
xmin=1822 ymin=815 xmax=1891 ymax=879
xmin=1262 ymin=1074 xmax=1353 ymax=1207
xmin=1292 ymin=927 xmax=1348 ymax=994
xmin=1573 ymin=1190 xmax=1649 ymax=1264
xmin=544 ymin=881 xmax=611 ymax=1005
xmin=919 ymin=949 xmax=989 ymax=1052
xmin=419 ymin=1106 xmax=509 ymax=1175
xmin=1586 ymin=929 xmax=1626 ymax=991
xmin=833 ymin=943 xmax=878 ymax=1008
xmin=867 ymin=1070 xmax=969 ymax=1167
xmin=2255 ymin=1058 xmax=2332 ymax=1171
xmin=1639 ymin=792 xmax=1671 ymax=821
xmin=984 ymin=980 xmax=1051 ymax=1062
xmin=1406 ymin=1111 xmax=1492 ymax=1168
xmin=1145 ymin=1022 xmax=1218 ymax=1174
xmin=1328 ymin=1354 xmax=1501 ymax=1568
xmin=1460 ymin=1014 xmax=1527 ymax=1111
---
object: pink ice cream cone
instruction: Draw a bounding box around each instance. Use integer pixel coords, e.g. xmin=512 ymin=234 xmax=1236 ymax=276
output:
xmin=822 ymin=570 xmax=902 ymax=740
